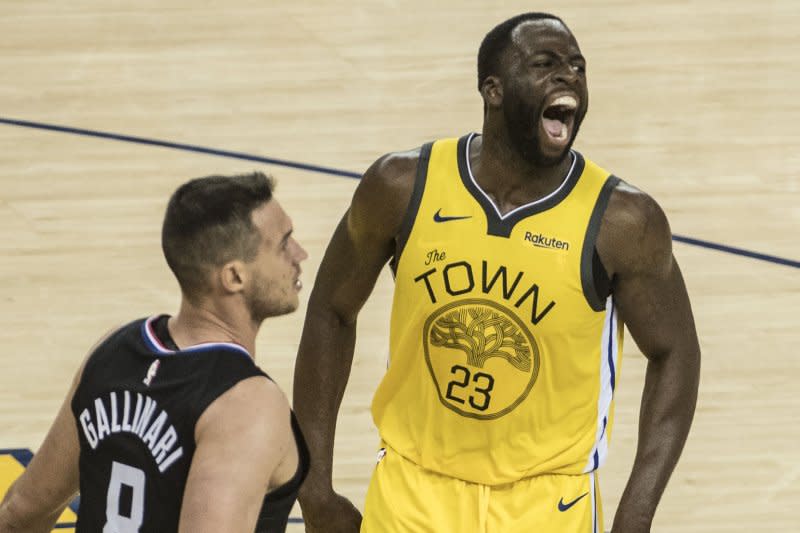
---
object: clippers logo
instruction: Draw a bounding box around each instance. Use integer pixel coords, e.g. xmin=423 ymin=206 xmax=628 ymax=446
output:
xmin=524 ymin=231 xmax=570 ymax=251
xmin=143 ymin=360 xmax=161 ymax=386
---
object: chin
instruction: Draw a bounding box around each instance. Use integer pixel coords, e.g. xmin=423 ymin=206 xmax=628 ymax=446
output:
xmin=250 ymin=301 xmax=297 ymax=322
xmin=520 ymin=143 xmax=569 ymax=167
xmin=535 ymin=134 xmax=579 ymax=166
xmin=539 ymin=147 xmax=573 ymax=167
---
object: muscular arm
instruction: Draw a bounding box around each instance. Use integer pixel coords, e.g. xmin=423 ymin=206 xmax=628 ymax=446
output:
xmin=292 ymin=150 xmax=418 ymax=526
xmin=179 ymin=376 xmax=293 ymax=533
xmin=598 ymin=184 xmax=701 ymax=532
xmin=0 ymin=330 xmax=116 ymax=533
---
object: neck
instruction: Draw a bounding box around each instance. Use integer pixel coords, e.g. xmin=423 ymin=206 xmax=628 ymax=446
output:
xmin=472 ymin=128 xmax=573 ymax=213
xmin=167 ymin=297 xmax=259 ymax=357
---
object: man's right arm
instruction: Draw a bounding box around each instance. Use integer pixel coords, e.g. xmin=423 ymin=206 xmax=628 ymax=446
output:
xmin=0 ymin=328 xmax=118 ymax=533
xmin=293 ymin=149 xmax=419 ymax=532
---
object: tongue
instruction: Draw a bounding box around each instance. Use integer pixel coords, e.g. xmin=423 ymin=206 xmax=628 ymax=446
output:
xmin=543 ymin=118 xmax=565 ymax=139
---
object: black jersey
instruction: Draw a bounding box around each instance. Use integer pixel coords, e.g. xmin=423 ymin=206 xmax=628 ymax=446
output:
xmin=71 ymin=315 xmax=308 ymax=532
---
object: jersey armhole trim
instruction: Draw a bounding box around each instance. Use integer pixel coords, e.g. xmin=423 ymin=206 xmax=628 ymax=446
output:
xmin=392 ymin=142 xmax=433 ymax=274
xmin=580 ymin=175 xmax=621 ymax=311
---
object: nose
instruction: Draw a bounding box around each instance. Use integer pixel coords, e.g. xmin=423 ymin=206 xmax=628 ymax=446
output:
xmin=293 ymin=240 xmax=308 ymax=263
xmin=553 ymin=63 xmax=579 ymax=85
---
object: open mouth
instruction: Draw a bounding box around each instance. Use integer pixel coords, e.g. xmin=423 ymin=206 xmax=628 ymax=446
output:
xmin=541 ymin=95 xmax=577 ymax=145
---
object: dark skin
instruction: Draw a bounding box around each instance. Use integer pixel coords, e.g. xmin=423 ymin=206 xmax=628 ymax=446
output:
xmin=294 ymin=18 xmax=700 ymax=533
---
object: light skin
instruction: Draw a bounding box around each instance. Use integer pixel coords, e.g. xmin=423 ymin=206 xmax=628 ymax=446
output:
xmin=0 ymin=198 xmax=309 ymax=533
xmin=294 ymin=17 xmax=699 ymax=533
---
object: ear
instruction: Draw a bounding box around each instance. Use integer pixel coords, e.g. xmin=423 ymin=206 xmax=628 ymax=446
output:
xmin=219 ymin=260 xmax=247 ymax=294
xmin=480 ymin=76 xmax=503 ymax=107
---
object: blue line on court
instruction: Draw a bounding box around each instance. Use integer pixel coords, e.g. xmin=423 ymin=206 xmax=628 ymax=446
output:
xmin=0 ymin=448 xmax=33 ymax=467
xmin=1 ymin=116 xmax=798 ymax=270
xmin=0 ymin=117 xmax=361 ymax=179
xmin=672 ymin=235 xmax=800 ymax=269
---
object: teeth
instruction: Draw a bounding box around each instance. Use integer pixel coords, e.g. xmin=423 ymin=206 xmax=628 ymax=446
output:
xmin=551 ymin=95 xmax=577 ymax=109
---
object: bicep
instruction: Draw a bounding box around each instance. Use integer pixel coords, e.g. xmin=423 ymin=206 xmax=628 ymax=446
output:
xmin=614 ymin=252 xmax=699 ymax=360
xmin=601 ymin=186 xmax=699 ymax=361
xmin=310 ymin=210 xmax=394 ymax=322
xmin=179 ymin=378 xmax=290 ymax=533
xmin=310 ymin=155 xmax=414 ymax=322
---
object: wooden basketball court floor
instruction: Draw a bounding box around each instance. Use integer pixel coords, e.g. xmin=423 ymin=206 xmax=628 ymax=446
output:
xmin=1 ymin=1 xmax=798 ymax=531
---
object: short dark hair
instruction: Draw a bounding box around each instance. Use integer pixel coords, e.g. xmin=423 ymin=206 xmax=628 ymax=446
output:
xmin=477 ymin=12 xmax=566 ymax=90
xmin=162 ymin=172 xmax=275 ymax=296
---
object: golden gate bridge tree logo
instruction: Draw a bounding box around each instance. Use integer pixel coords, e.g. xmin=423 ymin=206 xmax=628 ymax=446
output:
xmin=423 ymin=299 xmax=540 ymax=420
xmin=429 ymin=307 xmax=531 ymax=371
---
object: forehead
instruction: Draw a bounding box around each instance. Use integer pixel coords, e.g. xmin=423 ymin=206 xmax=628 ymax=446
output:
xmin=250 ymin=199 xmax=290 ymax=245
xmin=509 ymin=19 xmax=581 ymax=56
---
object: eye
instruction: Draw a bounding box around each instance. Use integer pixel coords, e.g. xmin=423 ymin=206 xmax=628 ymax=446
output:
xmin=571 ymin=63 xmax=586 ymax=74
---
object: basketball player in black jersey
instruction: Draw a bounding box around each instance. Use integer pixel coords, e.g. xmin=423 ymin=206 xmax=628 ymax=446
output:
xmin=0 ymin=172 xmax=310 ymax=533
xmin=295 ymin=12 xmax=700 ymax=533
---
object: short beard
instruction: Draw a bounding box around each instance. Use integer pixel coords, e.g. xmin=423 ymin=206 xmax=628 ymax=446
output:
xmin=502 ymin=95 xmax=581 ymax=167
xmin=245 ymin=280 xmax=296 ymax=323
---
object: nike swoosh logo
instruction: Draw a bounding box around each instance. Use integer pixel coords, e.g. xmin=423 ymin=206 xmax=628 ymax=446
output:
xmin=433 ymin=209 xmax=471 ymax=223
xmin=557 ymin=492 xmax=589 ymax=512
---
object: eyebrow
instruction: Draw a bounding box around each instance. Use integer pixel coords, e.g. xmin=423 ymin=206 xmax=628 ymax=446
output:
xmin=530 ymin=50 xmax=585 ymax=62
xmin=280 ymin=229 xmax=293 ymax=246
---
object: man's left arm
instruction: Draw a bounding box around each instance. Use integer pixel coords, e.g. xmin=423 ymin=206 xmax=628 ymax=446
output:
xmin=598 ymin=184 xmax=701 ymax=532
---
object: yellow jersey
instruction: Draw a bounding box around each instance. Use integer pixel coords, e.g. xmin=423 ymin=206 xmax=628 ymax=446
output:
xmin=371 ymin=134 xmax=624 ymax=485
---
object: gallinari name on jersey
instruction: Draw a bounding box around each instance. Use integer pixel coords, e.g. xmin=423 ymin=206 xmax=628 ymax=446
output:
xmin=78 ymin=390 xmax=184 ymax=473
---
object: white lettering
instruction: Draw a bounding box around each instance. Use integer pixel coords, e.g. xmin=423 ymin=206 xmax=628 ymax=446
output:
xmin=158 ymin=447 xmax=184 ymax=473
xmin=109 ymin=392 xmax=121 ymax=433
xmin=152 ymin=426 xmax=178 ymax=463
xmin=79 ymin=409 xmax=99 ymax=449
xmin=121 ymin=391 xmax=132 ymax=431
xmin=95 ymin=398 xmax=111 ymax=440
xmin=142 ymin=411 xmax=167 ymax=450
xmin=134 ymin=397 xmax=157 ymax=437
xmin=79 ymin=391 xmax=185 ymax=473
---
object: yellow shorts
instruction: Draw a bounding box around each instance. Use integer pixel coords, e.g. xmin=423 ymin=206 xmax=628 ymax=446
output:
xmin=361 ymin=445 xmax=603 ymax=533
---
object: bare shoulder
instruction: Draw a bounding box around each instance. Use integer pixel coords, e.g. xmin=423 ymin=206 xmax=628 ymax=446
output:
xmin=197 ymin=376 xmax=291 ymax=443
xmin=350 ymin=147 xmax=423 ymax=239
xmin=597 ymin=181 xmax=673 ymax=279
xmin=359 ymin=147 xmax=422 ymax=195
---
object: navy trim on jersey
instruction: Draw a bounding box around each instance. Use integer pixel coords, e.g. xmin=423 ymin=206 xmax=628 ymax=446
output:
xmin=580 ymin=176 xmax=620 ymax=311
xmin=140 ymin=316 xmax=252 ymax=358
xmin=607 ymin=302 xmax=617 ymax=391
xmin=592 ymin=472 xmax=599 ymax=533
xmin=456 ymin=132 xmax=585 ymax=238
xmin=392 ymin=142 xmax=433 ymax=274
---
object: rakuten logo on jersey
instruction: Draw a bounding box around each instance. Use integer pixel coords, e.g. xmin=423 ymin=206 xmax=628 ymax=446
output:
xmin=523 ymin=232 xmax=570 ymax=251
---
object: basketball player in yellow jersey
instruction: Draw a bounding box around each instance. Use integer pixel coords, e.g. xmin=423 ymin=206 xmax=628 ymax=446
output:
xmin=295 ymin=12 xmax=700 ymax=533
